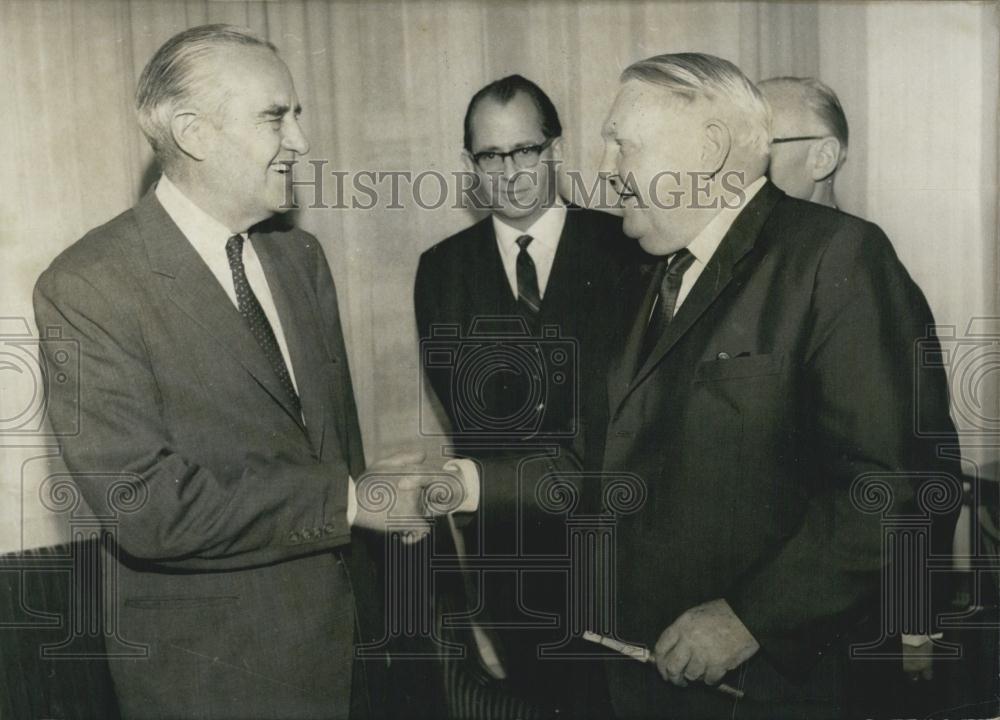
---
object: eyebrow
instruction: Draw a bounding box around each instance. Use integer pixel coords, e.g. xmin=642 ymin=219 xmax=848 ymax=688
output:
xmin=474 ymin=139 xmax=544 ymax=153
xmin=258 ymin=103 xmax=302 ymax=119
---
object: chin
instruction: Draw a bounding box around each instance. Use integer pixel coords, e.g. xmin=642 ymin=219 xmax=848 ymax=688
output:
xmin=637 ymin=236 xmax=667 ymax=255
xmin=621 ymin=213 xmax=647 ymax=241
xmin=496 ymin=199 xmax=540 ymax=220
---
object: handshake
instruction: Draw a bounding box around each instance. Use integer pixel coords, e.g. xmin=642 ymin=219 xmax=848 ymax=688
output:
xmin=352 ymin=450 xmax=476 ymax=544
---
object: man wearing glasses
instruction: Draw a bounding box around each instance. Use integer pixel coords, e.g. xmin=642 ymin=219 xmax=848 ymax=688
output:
xmin=416 ymin=74 xmax=635 ymax=453
xmin=414 ymin=75 xmax=633 ymax=718
xmin=758 ymin=76 xmax=848 ymax=209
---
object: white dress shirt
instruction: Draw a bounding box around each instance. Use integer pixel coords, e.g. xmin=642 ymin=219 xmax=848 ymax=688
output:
xmin=155 ymin=174 xmax=300 ymax=394
xmin=672 ymin=175 xmax=767 ymax=314
xmin=155 ymin=175 xmax=358 ymax=524
xmin=492 ymin=199 xmax=567 ymax=300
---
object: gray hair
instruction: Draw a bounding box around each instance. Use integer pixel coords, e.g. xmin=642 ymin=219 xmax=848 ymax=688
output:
xmin=135 ymin=24 xmax=277 ymax=163
xmin=758 ymin=76 xmax=849 ymax=148
xmin=621 ymin=52 xmax=772 ymax=157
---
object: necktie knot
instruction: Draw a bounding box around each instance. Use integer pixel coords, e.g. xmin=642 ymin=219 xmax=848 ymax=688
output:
xmin=225 ymin=234 xmax=245 ymax=263
xmin=667 ymin=248 xmax=695 ymax=278
xmin=515 ymin=234 xmax=534 ymax=251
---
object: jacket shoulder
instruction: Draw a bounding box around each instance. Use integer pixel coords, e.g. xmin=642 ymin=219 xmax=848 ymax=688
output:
xmin=418 ymin=215 xmax=491 ymax=267
xmin=37 ymin=205 xmax=144 ymax=290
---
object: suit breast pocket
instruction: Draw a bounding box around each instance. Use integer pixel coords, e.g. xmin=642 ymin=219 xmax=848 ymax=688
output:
xmin=694 ymin=353 xmax=783 ymax=383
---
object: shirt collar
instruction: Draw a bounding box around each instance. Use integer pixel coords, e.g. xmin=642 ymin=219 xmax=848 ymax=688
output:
xmin=492 ymin=198 xmax=567 ymax=258
xmin=155 ymin=173 xmax=242 ymax=248
xmin=685 ymin=175 xmax=767 ymax=265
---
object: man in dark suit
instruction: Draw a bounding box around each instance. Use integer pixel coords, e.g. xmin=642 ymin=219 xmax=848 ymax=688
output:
xmin=414 ymin=75 xmax=635 ymax=717
xmin=440 ymin=53 xmax=961 ymax=718
xmin=34 ymin=24 xmax=436 ymax=719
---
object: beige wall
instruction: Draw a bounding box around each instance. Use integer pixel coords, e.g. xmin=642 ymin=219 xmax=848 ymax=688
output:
xmin=1 ymin=0 xmax=996 ymax=551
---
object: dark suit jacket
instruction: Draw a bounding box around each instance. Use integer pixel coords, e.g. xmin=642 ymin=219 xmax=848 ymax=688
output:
xmin=474 ymin=183 xmax=961 ymax=717
xmin=415 ymin=205 xmax=641 ymax=458
xmin=414 ymin=206 xmax=640 ymax=706
xmin=34 ymin=190 xmax=368 ymax=719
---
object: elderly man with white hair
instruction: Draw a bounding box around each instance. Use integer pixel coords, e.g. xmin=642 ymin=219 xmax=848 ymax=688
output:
xmin=583 ymin=52 xmax=958 ymax=718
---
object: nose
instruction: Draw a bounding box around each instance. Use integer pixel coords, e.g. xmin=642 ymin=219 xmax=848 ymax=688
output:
xmin=282 ymin=116 xmax=310 ymax=155
xmin=501 ymin=152 xmax=520 ymax=178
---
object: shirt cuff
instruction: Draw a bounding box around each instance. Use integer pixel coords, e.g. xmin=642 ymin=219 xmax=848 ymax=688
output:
xmin=443 ymin=459 xmax=481 ymax=513
xmin=902 ymin=633 xmax=943 ymax=647
xmin=347 ymin=476 xmax=357 ymax=526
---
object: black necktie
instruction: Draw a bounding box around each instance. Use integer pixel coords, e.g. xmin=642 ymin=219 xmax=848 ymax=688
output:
xmin=225 ymin=234 xmax=302 ymax=417
xmin=515 ymin=235 xmax=542 ymax=323
xmin=639 ymin=248 xmax=696 ymax=365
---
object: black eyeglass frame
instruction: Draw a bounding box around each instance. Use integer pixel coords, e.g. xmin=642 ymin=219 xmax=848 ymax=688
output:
xmin=470 ymin=136 xmax=557 ymax=170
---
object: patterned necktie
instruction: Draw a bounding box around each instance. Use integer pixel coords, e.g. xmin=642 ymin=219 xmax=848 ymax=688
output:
xmin=515 ymin=234 xmax=541 ymax=324
xmin=639 ymin=248 xmax=696 ymax=365
xmin=225 ymin=234 xmax=302 ymax=417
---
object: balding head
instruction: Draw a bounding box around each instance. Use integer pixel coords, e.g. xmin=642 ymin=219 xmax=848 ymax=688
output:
xmin=758 ymin=77 xmax=848 ymax=207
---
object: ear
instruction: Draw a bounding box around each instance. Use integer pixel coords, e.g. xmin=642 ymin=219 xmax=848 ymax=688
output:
xmin=810 ymin=137 xmax=842 ymax=182
xmin=701 ymin=119 xmax=732 ymax=175
xmin=169 ymin=109 xmax=210 ymax=162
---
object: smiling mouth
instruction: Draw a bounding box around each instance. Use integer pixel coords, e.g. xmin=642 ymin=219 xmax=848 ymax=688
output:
xmin=270 ymin=161 xmax=296 ymax=175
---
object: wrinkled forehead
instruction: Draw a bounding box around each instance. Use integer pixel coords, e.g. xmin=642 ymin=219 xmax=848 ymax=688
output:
xmin=469 ymin=92 xmax=545 ymax=148
xmin=208 ymin=45 xmax=299 ymax=106
xmin=602 ymin=79 xmax=690 ymax=138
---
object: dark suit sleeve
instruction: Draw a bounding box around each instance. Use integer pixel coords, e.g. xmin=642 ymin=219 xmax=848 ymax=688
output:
xmin=34 ymin=264 xmax=354 ymax=571
xmin=727 ymin=226 xmax=960 ymax=674
xmin=414 ymin=250 xmax=457 ymax=426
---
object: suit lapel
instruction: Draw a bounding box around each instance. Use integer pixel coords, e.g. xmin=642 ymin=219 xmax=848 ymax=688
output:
xmin=537 ymin=205 xmax=579 ymax=321
xmin=606 ymin=259 xmax=659 ymax=415
xmin=468 ymin=218 xmax=517 ymax=314
xmin=252 ymin=233 xmax=328 ymax=455
xmin=615 ymin=182 xmax=783 ymax=412
xmin=135 ymin=191 xmax=307 ymax=432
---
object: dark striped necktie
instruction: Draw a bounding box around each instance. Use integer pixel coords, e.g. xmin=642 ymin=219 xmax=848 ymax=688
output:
xmin=639 ymin=248 xmax=696 ymax=365
xmin=225 ymin=234 xmax=302 ymax=417
xmin=515 ymin=234 xmax=541 ymax=322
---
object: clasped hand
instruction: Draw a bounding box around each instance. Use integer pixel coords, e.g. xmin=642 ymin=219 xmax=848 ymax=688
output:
xmin=654 ymin=598 xmax=760 ymax=688
xmin=352 ymin=450 xmax=468 ymax=544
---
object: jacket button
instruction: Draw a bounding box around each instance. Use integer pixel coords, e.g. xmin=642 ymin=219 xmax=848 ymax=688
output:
xmin=717 ymin=352 xmax=732 ymax=360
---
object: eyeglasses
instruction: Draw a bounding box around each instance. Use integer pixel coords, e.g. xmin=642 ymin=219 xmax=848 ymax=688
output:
xmin=771 ymin=135 xmax=826 ymax=144
xmin=471 ymin=137 xmax=555 ymax=172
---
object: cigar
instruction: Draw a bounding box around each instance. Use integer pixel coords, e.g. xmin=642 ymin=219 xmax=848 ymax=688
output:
xmin=581 ymin=631 xmax=745 ymax=700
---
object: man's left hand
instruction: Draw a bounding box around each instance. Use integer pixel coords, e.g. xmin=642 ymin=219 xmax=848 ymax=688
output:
xmin=654 ymin=599 xmax=760 ymax=687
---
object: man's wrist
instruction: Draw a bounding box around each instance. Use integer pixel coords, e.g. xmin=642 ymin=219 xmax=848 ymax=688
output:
xmin=443 ymin=459 xmax=480 ymax=513
xmin=346 ymin=475 xmax=357 ymax=526
xmin=902 ymin=633 xmax=943 ymax=647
